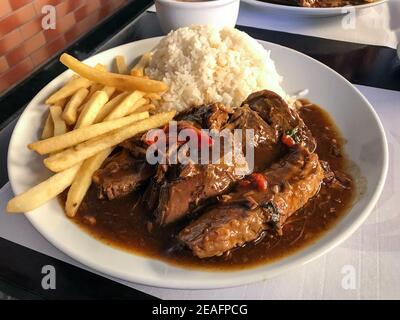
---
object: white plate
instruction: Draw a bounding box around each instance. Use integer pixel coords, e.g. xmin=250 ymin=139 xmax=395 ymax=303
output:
xmin=242 ymin=0 xmax=387 ymax=17
xmin=8 ymin=37 xmax=388 ymax=289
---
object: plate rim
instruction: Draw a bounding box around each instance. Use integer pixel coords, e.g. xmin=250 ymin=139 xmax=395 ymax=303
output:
xmin=7 ymin=36 xmax=389 ymax=289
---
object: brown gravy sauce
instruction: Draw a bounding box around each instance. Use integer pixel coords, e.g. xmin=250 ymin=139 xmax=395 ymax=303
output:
xmin=63 ymin=102 xmax=356 ymax=270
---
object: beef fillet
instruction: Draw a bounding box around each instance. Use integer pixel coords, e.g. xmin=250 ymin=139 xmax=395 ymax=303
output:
xmin=92 ymin=150 xmax=155 ymax=200
xmin=178 ymin=147 xmax=325 ymax=258
xmin=242 ymin=90 xmax=316 ymax=153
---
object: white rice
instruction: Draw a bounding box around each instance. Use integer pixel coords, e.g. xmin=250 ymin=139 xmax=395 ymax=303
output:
xmin=145 ymin=25 xmax=288 ymax=112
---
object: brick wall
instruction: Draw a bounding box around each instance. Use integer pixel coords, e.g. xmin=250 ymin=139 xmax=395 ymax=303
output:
xmin=0 ymin=0 xmax=128 ymax=94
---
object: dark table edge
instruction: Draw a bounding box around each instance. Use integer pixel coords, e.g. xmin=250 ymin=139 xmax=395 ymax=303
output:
xmin=0 ymin=237 xmax=157 ymax=300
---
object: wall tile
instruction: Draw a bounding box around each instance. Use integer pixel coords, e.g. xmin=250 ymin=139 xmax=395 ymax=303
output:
xmin=33 ymin=0 xmax=63 ymax=14
xmin=22 ymin=31 xmax=46 ymax=55
xmin=9 ymin=0 xmax=33 ymax=10
xmin=19 ymin=16 xmax=42 ymax=40
xmin=0 ymin=57 xmax=33 ymax=91
xmin=6 ymin=46 xmax=27 ymax=65
xmin=0 ymin=29 xmax=23 ymax=55
xmin=0 ymin=1 xmax=12 ymax=20
xmin=0 ymin=3 xmax=36 ymax=38
xmin=74 ymin=0 xmax=100 ymax=22
xmin=0 ymin=56 xmax=9 ymax=73
xmin=56 ymin=0 xmax=84 ymax=17
xmin=31 ymin=34 xmax=66 ymax=66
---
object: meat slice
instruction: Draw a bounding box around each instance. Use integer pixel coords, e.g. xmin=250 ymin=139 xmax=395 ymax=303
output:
xmin=178 ymin=148 xmax=324 ymax=258
xmin=92 ymin=150 xmax=155 ymax=200
xmin=175 ymin=103 xmax=232 ymax=130
xmin=120 ymin=134 xmax=148 ymax=158
xmin=243 ymin=90 xmax=316 ymax=153
xmin=148 ymin=162 xmax=239 ymax=225
xmin=144 ymin=103 xmax=245 ymax=225
xmin=224 ymin=104 xmax=284 ymax=172
xmin=146 ymin=98 xmax=303 ymax=225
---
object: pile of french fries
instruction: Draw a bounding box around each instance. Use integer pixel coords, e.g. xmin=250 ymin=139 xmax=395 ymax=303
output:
xmin=7 ymin=53 xmax=175 ymax=217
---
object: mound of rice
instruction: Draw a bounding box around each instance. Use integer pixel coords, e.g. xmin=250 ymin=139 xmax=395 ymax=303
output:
xmin=145 ymin=25 xmax=288 ymax=112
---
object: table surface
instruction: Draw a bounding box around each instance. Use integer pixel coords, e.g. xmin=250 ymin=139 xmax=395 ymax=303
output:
xmin=0 ymin=1 xmax=399 ymax=300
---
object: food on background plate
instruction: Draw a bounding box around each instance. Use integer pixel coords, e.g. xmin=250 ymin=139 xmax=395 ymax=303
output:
xmin=263 ymin=0 xmax=376 ymax=7
xmin=8 ymin=26 xmax=356 ymax=270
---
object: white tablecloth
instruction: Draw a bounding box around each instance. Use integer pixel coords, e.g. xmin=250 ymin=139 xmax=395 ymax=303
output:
xmin=1 ymin=2 xmax=399 ymax=300
xmin=1 ymin=85 xmax=399 ymax=299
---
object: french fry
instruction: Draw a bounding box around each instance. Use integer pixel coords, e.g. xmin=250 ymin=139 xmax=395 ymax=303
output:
xmin=46 ymin=77 xmax=92 ymax=104
xmin=127 ymin=98 xmax=148 ymax=115
xmin=60 ymin=53 xmax=167 ymax=93
xmin=103 ymin=86 xmax=116 ymax=98
xmin=62 ymin=88 xmax=89 ymax=125
xmin=95 ymin=63 xmax=107 ymax=71
xmin=65 ymin=148 xmax=113 ymax=217
xmin=44 ymin=111 xmax=176 ymax=172
xmin=94 ymin=92 xmax=128 ymax=123
xmin=130 ymin=70 xmax=141 ymax=77
xmin=134 ymin=103 xmax=156 ymax=114
xmin=55 ymin=97 xmax=68 ymax=108
xmin=83 ymin=83 xmax=103 ymax=105
xmin=104 ymin=91 xmax=145 ymax=121
xmin=115 ymin=55 xmax=128 ymax=74
xmin=144 ymin=93 xmax=161 ymax=100
xmin=29 ymin=111 xmax=149 ymax=154
xmin=6 ymin=164 xmax=81 ymax=213
xmin=131 ymin=52 xmax=152 ymax=77
xmin=46 ymin=75 xmax=78 ymax=108
xmin=41 ymin=113 xmax=54 ymax=139
xmin=75 ymin=91 xmax=109 ymax=129
xmin=49 ymin=105 xmax=67 ymax=136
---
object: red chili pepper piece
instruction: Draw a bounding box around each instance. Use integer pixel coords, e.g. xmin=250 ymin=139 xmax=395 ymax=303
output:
xmin=281 ymin=134 xmax=296 ymax=148
xmin=197 ymin=130 xmax=213 ymax=146
xmin=239 ymin=173 xmax=268 ymax=191
xmin=178 ymin=125 xmax=213 ymax=147
xmin=250 ymin=173 xmax=268 ymax=191
xmin=238 ymin=179 xmax=252 ymax=188
xmin=145 ymin=130 xmax=160 ymax=145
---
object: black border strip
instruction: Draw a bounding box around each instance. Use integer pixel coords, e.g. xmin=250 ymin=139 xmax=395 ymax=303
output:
xmin=0 ymin=237 xmax=157 ymax=300
xmin=0 ymin=0 xmax=153 ymax=131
